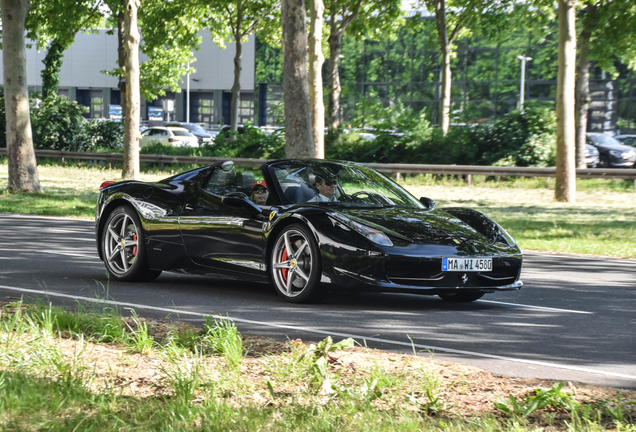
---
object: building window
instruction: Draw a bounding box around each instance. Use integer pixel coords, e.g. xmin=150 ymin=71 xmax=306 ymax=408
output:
xmin=91 ymin=97 xmax=103 ymax=118
xmin=198 ymin=99 xmax=214 ymax=124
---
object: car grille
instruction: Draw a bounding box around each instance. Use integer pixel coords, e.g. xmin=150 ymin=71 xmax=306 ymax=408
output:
xmin=385 ymin=257 xmax=521 ymax=287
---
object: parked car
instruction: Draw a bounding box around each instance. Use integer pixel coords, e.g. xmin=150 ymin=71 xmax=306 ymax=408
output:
xmin=95 ymin=159 xmax=523 ymax=304
xmin=586 ymin=133 xmax=636 ymax=168
xmin=162 ymin=122 xmax=215 ymax=145
xmin=614 ymin=134 xmax=636 ymax=148
xmin=585 ymin=144 xmax=600 ymax=168
xmin=139 ymin=126 xmax=198 ymax=148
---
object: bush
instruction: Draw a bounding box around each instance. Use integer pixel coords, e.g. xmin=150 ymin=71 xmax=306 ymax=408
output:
xmin=86 ymin=119 xmax=124 ymax=150
xmin=327 ymin=101 xmax=556 ymax=167
xmin=210 ymin=123 xmax=285 ymax=159
xmin=31 ymin=95 xmax=90 ymax=151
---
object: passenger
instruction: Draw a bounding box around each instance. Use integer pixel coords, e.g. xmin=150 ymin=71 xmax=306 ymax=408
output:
xmin=308 ymin=175 xmax=338 ymax=202
xmin=251 ymin=180 xmax=269 ymax=205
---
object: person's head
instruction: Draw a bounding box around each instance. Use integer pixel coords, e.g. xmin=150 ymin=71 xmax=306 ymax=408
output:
xmin=251 ymin=180 xmax=269 ymax=204
xmin=315 ymin=175 xmax=337 ymax=199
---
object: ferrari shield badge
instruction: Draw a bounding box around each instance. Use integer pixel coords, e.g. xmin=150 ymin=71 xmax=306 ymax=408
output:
xmin=269 ymin=210 xmax=277 ymax=221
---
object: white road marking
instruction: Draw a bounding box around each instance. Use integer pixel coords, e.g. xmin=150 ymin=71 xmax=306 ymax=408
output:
xmin=40 ymin=251 xmax=100 ymax=259
xmin=0 ymin=283 xmax=633 ymax=381
xmin=477 ymin=300 xmax=593 ymax=315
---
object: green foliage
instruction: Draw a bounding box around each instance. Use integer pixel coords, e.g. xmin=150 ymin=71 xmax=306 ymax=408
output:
xmin=326 ymin=100 xmax=556 ymax=167
xmin=200 ymin=316 xmax=243 ymax=369
xmin=30 ymin=95 xmax=89 ymax=151
xmin=306 ymin=336 xmax=355 ymax=383
xmin=211 ymin=123 xmax=285 ymax=159
xmin=494 ymin=382 xmax=579 ymax=418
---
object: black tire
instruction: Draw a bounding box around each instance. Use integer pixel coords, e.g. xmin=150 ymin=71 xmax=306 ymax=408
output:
xmin=598 ymin=155 xmax=610 ymax=168
xmin=101 ymin=206 xmax=162 ymax=282
xmin=269 ymin=224 xmax=325 ymax=303
xmin=438 ymin=291 xmax=485 ymax=303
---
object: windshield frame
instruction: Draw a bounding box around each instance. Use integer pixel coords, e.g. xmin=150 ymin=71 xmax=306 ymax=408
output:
xmin=266 ymin=160 xmax=425 ymax=209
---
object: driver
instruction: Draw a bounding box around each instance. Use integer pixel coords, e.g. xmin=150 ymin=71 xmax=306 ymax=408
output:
xmin=251 ymin=180 xmax=269 ymax=205
xmin=308 ymin=175 xmax=338 ymax=202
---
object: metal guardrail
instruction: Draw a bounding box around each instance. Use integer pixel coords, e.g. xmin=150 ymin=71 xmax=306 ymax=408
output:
xmin=1 ymin=148 xmax=635 ymax=180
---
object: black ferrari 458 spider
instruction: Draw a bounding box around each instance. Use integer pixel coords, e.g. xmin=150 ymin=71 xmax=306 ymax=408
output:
xmin=96 ymin=159 xmax=523 ymax=303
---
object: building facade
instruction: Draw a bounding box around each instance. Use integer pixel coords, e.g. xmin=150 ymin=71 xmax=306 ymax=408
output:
xmin=0 ymin=30 xmax=256 ymax=129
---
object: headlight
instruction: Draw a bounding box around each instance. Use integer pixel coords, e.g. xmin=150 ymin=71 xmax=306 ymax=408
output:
xmin=329 ymin=213 xmax=393 ymax=247
xmin=609 ymin=150 xmax=622 ymax=157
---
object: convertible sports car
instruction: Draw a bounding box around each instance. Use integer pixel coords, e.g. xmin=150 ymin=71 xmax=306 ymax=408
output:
xmin=96 ymin=159 xmax=523 ymax=303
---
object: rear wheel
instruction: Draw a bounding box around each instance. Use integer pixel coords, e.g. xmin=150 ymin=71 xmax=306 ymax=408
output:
xmin=270 ymin=224 xmax=324 ymax=303
xmin=101 ymin=206 xmax=161 ymax=282
xmin=438 ymin=292 xmax=485 ymax=303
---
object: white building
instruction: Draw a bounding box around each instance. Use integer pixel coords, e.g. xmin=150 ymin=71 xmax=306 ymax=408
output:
xmin=0 ymin=30 xmax=255 ymax=127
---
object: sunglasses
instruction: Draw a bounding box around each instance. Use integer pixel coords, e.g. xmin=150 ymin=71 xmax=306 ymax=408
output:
xmin=324 ymin=180 xmax=337 ymax=186
xmin=254 ymin=188 xmax=268 ymax=193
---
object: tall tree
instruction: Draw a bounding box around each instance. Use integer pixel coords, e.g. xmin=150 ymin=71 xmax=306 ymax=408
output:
xmin=2 ymin=0 xmax=42 ymax=192
xmin=575 ymin=1 xmax=636 ymax=168
xmin=555 ymin=0 xmax=577 ymax=202
xmin=419 ymin=0 xmax=521 ymax=136
xmin=325 ymin=0 xmax=402 ymax=131
xmin=212 ymin=0 xmax=280 ymax=136
xmin=308 ymin=0 xmax=325 ymax=157
xmin=121 ymin=0 xmax=141 ymax=180
xmin=281 ymin=0 xmax=314 ymax=157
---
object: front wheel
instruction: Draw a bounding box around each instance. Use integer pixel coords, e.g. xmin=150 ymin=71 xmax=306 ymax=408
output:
xmin=101 ymin=206 xmax=161 ymax=282
xmin=269 ymin=224 xmax=324 ymax=303
xmin=438 ymin=292 xmax=485 ymax=303
xmin=598 ymin=155 xmax=610 ymax=168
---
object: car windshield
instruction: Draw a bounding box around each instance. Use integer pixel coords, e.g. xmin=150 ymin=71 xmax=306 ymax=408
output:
xmin=172 ymin=130 xmax=194 ymax=137
xmin=187 ymin=124 xmax=208 ymax=134
xmin=590 ymin=134 xmax=621 ymax=146
xmin=267 ymin=160 xmax=424 ymax=209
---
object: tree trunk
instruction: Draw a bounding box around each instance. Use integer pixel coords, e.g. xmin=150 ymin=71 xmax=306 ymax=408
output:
xmin=230 ymin=1 xmax=243 ymax=140
xmin=121 ymin=0 xmax=141 ymax=180
xmin=308 ymin=0 xmax=325 ymax=157
xmin=327 ymin=17 xmax=342 ymax=132
xmin=555 ymin=0 xmax=577 ymax=203
xmin=575 ymin=2 xmax=593 ymax=169
xmin=2 ymin=0 xmax=42 ymax=193
xmin=433 ymin=0 xmax=451 ymax=136
xmin=281 ymin=0 xmax=314 ymax=158
xmin=440 ymin=44 xmax=452 ymax=136
xmin=117 ymin=11 xmax=127 ymax=117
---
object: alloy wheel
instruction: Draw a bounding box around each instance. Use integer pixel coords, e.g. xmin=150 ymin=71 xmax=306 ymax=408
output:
xmin=104 ymin=211 xmax=139 ymax=276
xmin=271 ymin=228 xmax=314 ymax=298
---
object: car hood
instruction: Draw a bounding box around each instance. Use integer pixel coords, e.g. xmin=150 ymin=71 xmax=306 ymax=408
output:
xmin=336 ymin=207 xmax=494 ymax=246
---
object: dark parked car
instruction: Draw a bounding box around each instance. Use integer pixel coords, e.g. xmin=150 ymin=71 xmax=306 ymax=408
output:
xmin=96 ymin=159 xmax=523 ymax=303
xmin=162 ymin=122 xmax=215 ymax=145
xmin=586 ymin=133 xmax=636 ymax=168
xmin=614 ymin=135 xmax=636 ymax=148
xmin=585 ymin=144 xmax=600 ymax=168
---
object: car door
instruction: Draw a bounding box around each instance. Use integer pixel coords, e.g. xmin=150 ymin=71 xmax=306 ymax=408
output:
xmin=178 ymin=165 xmax=267 ymax=281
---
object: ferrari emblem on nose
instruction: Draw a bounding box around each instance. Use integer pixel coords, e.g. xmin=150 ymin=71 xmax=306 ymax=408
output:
xmin=461 ymin=273 xmax=468 ymax=284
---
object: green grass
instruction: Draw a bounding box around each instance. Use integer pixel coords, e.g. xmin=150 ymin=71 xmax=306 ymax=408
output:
xmin=1 ymin=160 xmax=635 ymax=257
xmin=0 ymin=301 xmax=634 ymax=431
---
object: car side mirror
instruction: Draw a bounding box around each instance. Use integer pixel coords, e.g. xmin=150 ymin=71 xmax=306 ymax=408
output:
xmin=222 ymin=192 xmax=263 ymax=213
xmin=419 ymin=197 xmax=435 ymax=210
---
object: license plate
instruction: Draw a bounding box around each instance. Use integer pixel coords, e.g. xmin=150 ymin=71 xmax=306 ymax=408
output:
xmin=442 ymin=257 xmax=492 ymax=272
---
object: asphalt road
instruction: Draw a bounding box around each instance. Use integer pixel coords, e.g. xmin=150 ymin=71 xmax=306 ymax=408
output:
xmin=1 ymin=213 xmax=634 ymax=389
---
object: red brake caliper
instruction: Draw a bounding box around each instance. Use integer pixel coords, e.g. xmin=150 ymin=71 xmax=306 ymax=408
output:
xmin=281 ymin=247 xmax=288 ymax=282
xmin=132 ymin=233 xmax=138 ymax=256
